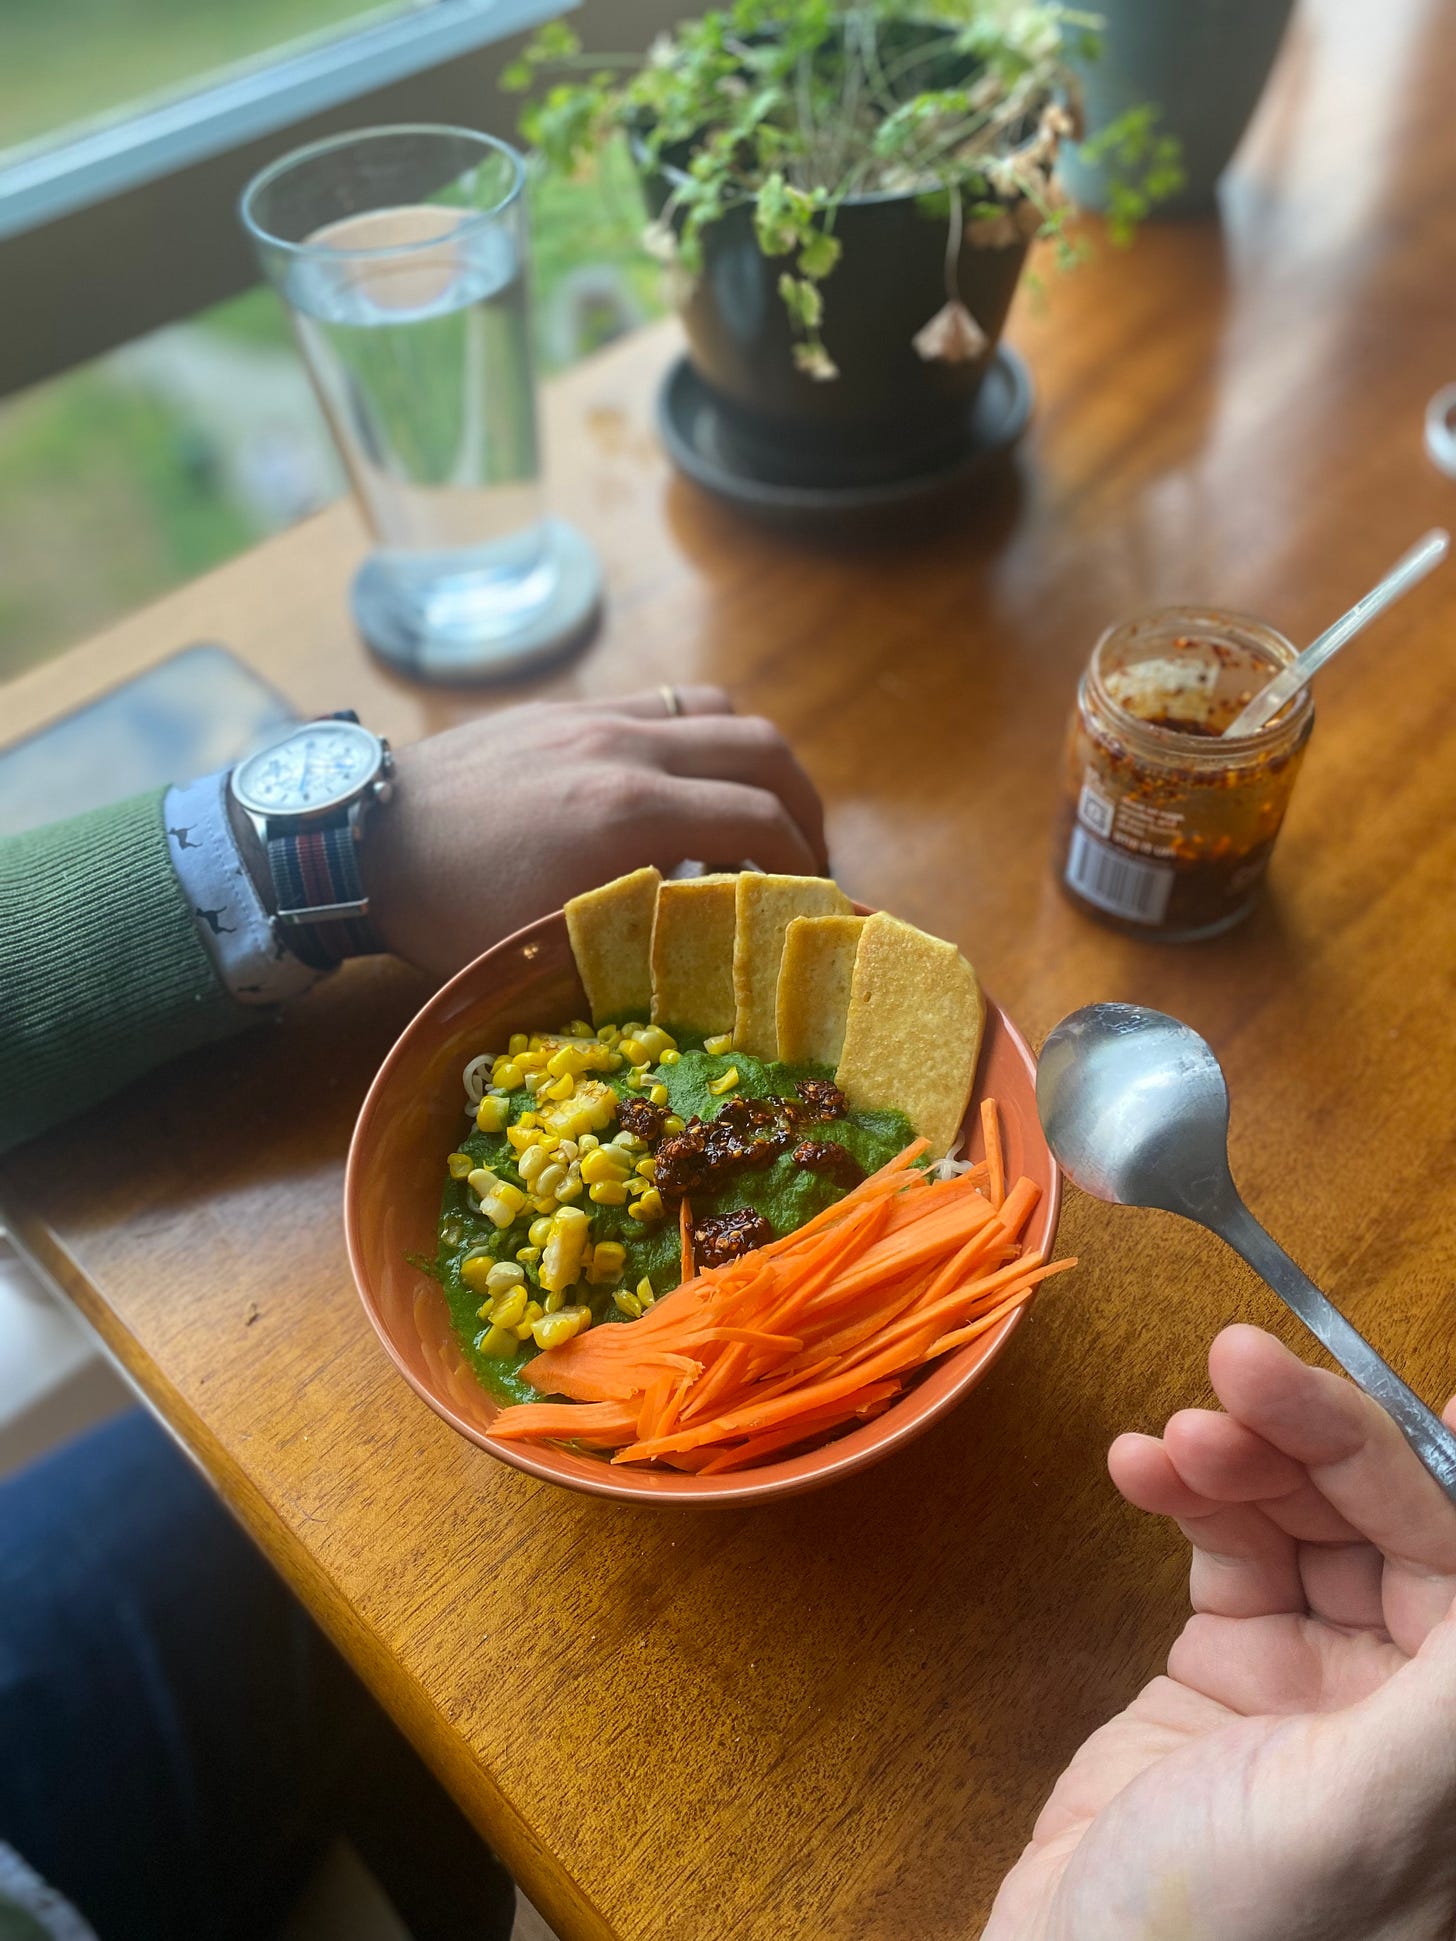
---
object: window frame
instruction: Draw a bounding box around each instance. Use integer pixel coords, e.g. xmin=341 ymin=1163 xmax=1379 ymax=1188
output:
xmin=0 ymin=0 xmax=570 ymax=396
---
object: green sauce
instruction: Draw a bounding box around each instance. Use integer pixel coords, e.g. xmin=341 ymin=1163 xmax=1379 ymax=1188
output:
xmin=433 ymin=1038 xmax=913 ymax=1405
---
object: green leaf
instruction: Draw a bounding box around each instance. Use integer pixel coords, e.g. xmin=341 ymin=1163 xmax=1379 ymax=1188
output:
xmin=797 ymin=230 xmax=841 ymax=280
xmin=755 ymin=171 xmax=810 ymax=256
xmin=532 ymin=19 xmax=582 ymax=61
xmin=777 ymin=273 xmax=823 ymax=331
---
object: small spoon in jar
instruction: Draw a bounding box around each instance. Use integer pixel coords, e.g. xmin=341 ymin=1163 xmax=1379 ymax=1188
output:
xmin=1037 ymin=1002 xmax=1456 ymax=1505
xmin=1222 ymin=527 xmax=1449 ymax=738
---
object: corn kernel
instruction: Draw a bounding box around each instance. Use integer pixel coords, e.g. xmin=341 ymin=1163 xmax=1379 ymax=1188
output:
xmin=703 ymin=1033 xmax=734 ymax=1056
xmin=619 ymin=1037 xmax=651 ymax=1067
xmin=528 ymin=1215 xmax=554 ymax=1247
xmin=663 ymin=1114 xmax=685 ymax=1135
xmin=589 ymin=1179 xmax=628 ymax=1205
xmin=625 ymin=1177 xmax=647 ymax=1198
xmin=482 ymin=1185 xmax=527 ymax=1229
xmin=480 ymin=1323 xmax=518 ymax=1358
xmin=708 ymin=1066 xmax=740 ymax=1096
xmin=518 ymin=1112 xmax=538 ymax=1130
xmin=460 ymin=1254 xmax=496 ymax=1294
xmin=636 ymin=1276 xmax=656 ymax=1308
xmin=505 ymin=1124 xmax=534 ymax=1153
xmin=649 ymin=1083 xmax=670 ymax=1107
xmin=508 ymin=1031 xmax=529 ymax=1055
xmin=489 ymin=1286 xmax=527 ymax=1328
xmin=596 ymin=1025 xmax=620 ymax=1046
xmin=515 ymin=1245 xmax=540 ymax=1265
xmin=580 ymin=1146 xmax=628 ymax=1185
xmin=545 ymin=1046 xmax=578 ymax=1079
xmin=543 ymin=1073 xmax=574 ymax=1102
xmin=446 ymin=1151 xmax=475 ymax=1179
xmin=634 ymin=1157 xmax=657 ymax=1180
xmin=484 ymin=1260 xmax=525 ymax=1295
xmin=539 ymin=1207 xmax=589 ymax=1291
xmin=628 ymin=1188 xmax=665 ymax=1224
xmin=612 ymin=1289 xmax=643 ymax=1319
xmin=535 ymin=1162 xmax=567 ymax=1197
xmin=512 ymin=1320 xmax=534 ymax=1341
xmin=492 ymin=1060 xmax=523 ymax=1092
xmin=532 ymin=1307 xmax=583 ymax=1351
xmin=587 ymin=1241 xmax=627 ymax=1285
xmin=475 ymin=1094 xmax=508 ymax=1133
xmin=658 ymin=1049 xmax=681 ymax=1067
xmin=543 ymin=1288 xmax=566 ymax=1313
xmin=555 ymin=1176 xmax=584 ymax=1203
xmin=612 ymin=1131 xmax=643 ymax=1151
xmin=516 ymin=1049 xmax=547 ymax=1071
xmin=518 ymin=1143 xmax=551 ymax=1184
xmin=466 ymin=1166 xmax=500 ymax=1197
xmin=578 ymin=1133 xmax=600 ymax=1152
xmin=569 ymin=1018 xmax=594 ymax=1037
xmin=523 ymin=1072 xmax=543 ymax=1093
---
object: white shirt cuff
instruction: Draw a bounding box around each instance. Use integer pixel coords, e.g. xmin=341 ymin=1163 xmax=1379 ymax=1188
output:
xmin=163 ymin=771 xmax=324 ymax=1006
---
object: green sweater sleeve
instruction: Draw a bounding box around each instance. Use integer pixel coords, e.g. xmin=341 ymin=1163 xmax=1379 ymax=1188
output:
xmin=0 ymin=789 xmax=255 ymax=1155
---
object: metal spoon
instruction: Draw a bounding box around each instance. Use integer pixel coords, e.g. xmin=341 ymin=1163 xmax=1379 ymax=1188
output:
xmin=1222 ymin=528 xmax=1449 ymax=738
xmin=1037 ymin=1002 xmax=1456 ymax=1503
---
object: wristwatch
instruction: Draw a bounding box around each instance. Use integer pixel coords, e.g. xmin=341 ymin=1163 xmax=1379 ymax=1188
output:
xmin=228 ymin=711 xmax=395 ymax=969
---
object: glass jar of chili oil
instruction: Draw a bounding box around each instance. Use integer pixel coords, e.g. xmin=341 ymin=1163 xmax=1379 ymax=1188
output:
xmin=1053 ymin=608 xmax=1314 ymax=940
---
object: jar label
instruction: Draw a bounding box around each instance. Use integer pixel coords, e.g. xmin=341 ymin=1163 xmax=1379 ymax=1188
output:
xmin=1064 ymin=824 xmax=1174 ymax=925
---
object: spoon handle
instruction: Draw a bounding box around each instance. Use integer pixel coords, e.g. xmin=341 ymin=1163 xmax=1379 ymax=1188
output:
xmin=1223 ymin=528 xmax=1449 ymax=738
xmin=1218 ymin=1199 xmax=1456 ymax=1504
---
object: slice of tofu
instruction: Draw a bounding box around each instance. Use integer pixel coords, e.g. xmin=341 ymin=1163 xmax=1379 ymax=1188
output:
xmin=775 ymin=913 xmax=867 ymax=1067
xmin=650 ymin=875 xmax=738 ymax=1036
xmin=733 ymin=874 xmax=853 ymax=1059
xmin=833 ymin=912 xmax=984 ymax=1156
xmin=564 ymin=866 xmax=661 ymax=1024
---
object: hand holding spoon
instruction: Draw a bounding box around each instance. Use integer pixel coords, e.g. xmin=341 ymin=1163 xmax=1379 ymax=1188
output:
xmin=1037 ymin=1002 xmax=1456 ymax=1503
xmin=1223 ymin=528 xmax=1448 ymax=737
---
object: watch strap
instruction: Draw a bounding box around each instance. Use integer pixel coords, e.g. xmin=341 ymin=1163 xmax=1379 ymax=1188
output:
xmin=268 ymin=818 xmax=382 ymax=969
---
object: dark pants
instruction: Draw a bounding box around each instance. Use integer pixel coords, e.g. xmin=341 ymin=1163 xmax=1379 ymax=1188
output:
xmin=0 ymin=1410 xmax=516 ymax=1941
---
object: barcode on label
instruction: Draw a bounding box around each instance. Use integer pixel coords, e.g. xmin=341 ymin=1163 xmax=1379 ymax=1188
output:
xmin=1065 ymin=825 xmax=1174 ymax=924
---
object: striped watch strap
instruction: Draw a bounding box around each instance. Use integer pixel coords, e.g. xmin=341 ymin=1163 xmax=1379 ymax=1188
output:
xmin=267 ymin=818 xmax=381 ymax=969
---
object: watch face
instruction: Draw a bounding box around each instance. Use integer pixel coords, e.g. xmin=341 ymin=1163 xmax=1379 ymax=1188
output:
xmin=233 ymin=721 xmax=381 ymax=816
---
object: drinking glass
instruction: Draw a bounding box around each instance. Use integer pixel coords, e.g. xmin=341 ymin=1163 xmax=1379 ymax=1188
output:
xmin=241 ymin=125 xmax=600 ymax=681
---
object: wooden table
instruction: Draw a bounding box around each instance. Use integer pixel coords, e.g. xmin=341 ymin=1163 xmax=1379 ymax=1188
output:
xmin=6 ymin=0 xmax=1456 ymax=1932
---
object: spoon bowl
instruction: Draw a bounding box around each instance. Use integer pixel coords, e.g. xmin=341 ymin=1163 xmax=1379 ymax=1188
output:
xmin=1038 ymin=1002 xmax=1456 ymax=1503
xmin=1036 ymin=1002 xmax=1233 ymax=1219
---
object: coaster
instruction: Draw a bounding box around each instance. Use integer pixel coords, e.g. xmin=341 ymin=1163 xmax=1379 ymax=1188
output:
xmin=351 ymin=517 xmax=602 ymax=685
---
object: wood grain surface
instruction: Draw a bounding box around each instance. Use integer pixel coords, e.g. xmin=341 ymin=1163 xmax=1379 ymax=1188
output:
xmin=6 ymin=1 xmax=1456 ymax=1934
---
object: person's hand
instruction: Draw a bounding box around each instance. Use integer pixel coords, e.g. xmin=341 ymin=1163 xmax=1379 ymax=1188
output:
xmin=360 ymin=687 xmax=828 ymax=979
xmin=984 ymin=1324 xmax=1456 ymax=1941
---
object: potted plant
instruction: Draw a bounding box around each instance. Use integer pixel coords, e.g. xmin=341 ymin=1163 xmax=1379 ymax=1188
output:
xmin=509 ymin=4 xmax=1178 ymax=486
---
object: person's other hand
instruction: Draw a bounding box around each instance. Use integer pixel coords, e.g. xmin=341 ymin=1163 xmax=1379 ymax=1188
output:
xmin=984 ymin=1324 xmax=1456 ymax=1941
xmin=362 ymin=687 xmax=828 ymax=979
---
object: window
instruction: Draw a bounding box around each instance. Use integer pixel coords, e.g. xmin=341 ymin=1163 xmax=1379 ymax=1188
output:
xmin=2 ymin=0 xmax=403 ymax=158
xmin=0 ymin=141 xmax=664 ymax=681
xmin=0 ymin=0 xmax=680 ymax=680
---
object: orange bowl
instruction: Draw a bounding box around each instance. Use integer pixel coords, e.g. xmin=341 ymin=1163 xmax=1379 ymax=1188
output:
xmin=345 ymin=909 xmax=1060 ymax=1505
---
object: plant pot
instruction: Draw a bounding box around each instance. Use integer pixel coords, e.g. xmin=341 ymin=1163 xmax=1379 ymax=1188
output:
xmin=1061 ymin=0 xmax=1297 ymax=214
xmin=640 ymin=160 xmax=1030 ymax=482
